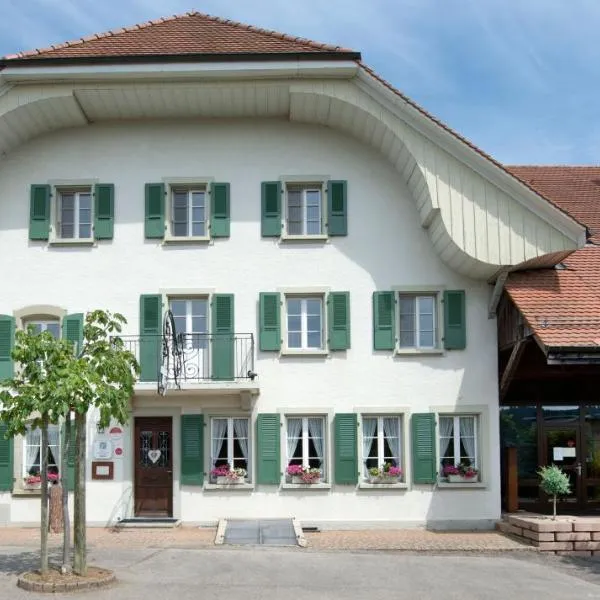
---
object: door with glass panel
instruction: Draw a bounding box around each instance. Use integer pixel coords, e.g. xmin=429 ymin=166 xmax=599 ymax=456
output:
xmin=544 ymin=427 xmax=580 ymax=509
xmin=170 ymin=298 xmax=209 ymax=380
xmin=584 ymin=406 xmax=600 ymax=511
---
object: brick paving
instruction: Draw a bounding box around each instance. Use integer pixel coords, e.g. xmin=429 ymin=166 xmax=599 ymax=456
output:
xmin=0 ymin=526 xmax=532 ymax=552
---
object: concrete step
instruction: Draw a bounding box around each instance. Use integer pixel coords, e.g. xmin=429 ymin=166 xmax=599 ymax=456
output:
xmin=115 ymin=518 xmax=181 ymax=529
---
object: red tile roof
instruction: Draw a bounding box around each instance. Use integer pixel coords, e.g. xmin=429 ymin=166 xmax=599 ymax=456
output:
xmin=504 ymin=167 xmax=600 ymax=349
xmin=2 ymin=11 xmax=357 ymax=61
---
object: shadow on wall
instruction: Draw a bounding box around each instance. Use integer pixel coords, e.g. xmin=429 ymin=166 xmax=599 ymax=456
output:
xmin=104 ymin=485 xmax=133 ymax=528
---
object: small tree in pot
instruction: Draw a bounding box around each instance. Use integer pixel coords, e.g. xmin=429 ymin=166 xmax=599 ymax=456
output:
xmin=538 ymin=465 xmax=571 ymax=519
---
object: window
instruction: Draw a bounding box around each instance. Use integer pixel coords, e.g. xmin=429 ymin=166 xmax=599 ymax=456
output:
xmin=398 ymin=294 xmax=437 ymax=349
xmin=57 ymin=188 xmax=92 ymax=240
xmin=171 ymin=187 xmax=207 ymax=238
xmin=25 ymin=320 xmax=60 ymax=339
xmin=285 ymin=184 xmax=323 ymax=236
xmin=439 ymin=415 xmax=479 ymax=474
xmin=286 ymin=296 xmax=323 ymax=350
xmin=23 ymin=424 xmax=60 ymax=479
xmin=170 ymin=298 xmax=208 ymax=351
xmin=286 ymin=416 xmax=326 ymax=481
xmin=362 ymin=416 xmax=403 ymax=479
xmin=210 ymin=417 xmax=250 ymax=481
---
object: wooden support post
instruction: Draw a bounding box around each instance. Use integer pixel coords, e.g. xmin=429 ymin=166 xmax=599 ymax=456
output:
xmin=506 ymin=446 xmax=519 ymax=513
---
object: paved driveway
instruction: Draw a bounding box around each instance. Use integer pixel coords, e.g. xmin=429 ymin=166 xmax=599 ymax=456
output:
xmin=1 ymin=545 xmax=600 ymax=599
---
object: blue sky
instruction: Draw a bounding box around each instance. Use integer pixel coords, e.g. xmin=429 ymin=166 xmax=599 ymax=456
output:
xmin=0 ymin=0 xmax=598 ymax=165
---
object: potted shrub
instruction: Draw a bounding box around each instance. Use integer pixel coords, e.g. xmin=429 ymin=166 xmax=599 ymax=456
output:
xmin=210 ymin=464 xmax=247 ymax=485
xmin=538 ymin=465 xmax=571 ymax=519
xmin=286 ymin=464 xmax=321 ymax=484
xmin=368 ymin=463 xmax=403 ymax=483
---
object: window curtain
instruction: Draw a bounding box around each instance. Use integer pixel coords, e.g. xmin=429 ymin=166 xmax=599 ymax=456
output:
xmin=211 ymin=419 xmax=228 ymax=468
xmin=308 ymin=418 xmax=324 ymax=475
xmin=286 ymin=418 xmax=302 ymax=465
xmin=47 ymin=425 xmax=59 ymax=469
xmin=233 ymin=418 xmax=249 ymax=465
xmin=460 ymin=417 xmax=476 ymax=466
xmin=25 ymin=428 xmax=40 ymax=475
xmin=362 ymin=417 xmax=377 ymax=476
xmin=383 ymin=417 xmax=400 ymax=466
xmin=439 ymin=417 xmax=454 ymax=463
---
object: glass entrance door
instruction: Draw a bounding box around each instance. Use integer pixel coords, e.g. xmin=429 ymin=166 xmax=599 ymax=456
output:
xmin=544 ymin=427 xmax=581 ymax=510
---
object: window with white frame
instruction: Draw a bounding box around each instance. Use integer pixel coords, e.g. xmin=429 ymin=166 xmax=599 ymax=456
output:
xmin=57 ymin=188 xmax=93 ymax=240
xmin=398 ymin=294 xmax=437 ymax=349
xmin=286 ymin=416 xmax=326 ymax=481
xmin=439 ymin=415 xmax=479 ymax=477
xmin=24 ymin=320 xmax=60 ymax=339
xmin=285 ymin=184 xmax=323 ymax=236
xmin=286 ymin=296 xmax=324 ymax=350
xmin=210 ymin=417 xmax=250 ymax=482
xmin=362 ymin=416 xmax=403 ymax=480
xmin=170 ymin=298 xmax=208 ymax=352
xmin=171 ymin=186 xmax=207 ymax=238
xmin=23 ymin=424 xmax=61 ymax=482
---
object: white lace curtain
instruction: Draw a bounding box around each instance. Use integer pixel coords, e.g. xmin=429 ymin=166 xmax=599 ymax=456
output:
xmin=439 ymin=417 xmax=454 ymax=465
xmin=383 ymin=417 xmax=400 ymax=466
xmin=308 ymin=418 xmax=324 ymax=475
xmin=211 ymin=419 xmax=228 ymax=468
xmin=25 ymin=428 xmax=40 ymax=475
xmin=362 ymin=418 xmax=377 ymax=476
xmin=286 ymin=418 xmax=302 ymax=465
xmin=460 ymin=417 xmax=476 ymax=466
xmin=233 ymin=419 xmax=249 ymax=465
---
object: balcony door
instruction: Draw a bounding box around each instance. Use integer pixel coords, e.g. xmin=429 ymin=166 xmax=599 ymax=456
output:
xmin=170 ymin=298 xmax=209 ymax=380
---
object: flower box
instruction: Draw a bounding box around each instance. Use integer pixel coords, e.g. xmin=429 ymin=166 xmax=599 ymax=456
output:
xmin=446 ymin=474 xmax=478 ymax=483
xmin=216 ymin=476 xmax=245 ymax=485
xmin=368 ymin=476 xmax=401 ymax=484
xmin=291 ymin=475 xmax=321 ymax=485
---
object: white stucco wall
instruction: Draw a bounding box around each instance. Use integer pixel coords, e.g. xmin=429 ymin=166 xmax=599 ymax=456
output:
xmin=0 ymin=118 xmax=499 ymax=528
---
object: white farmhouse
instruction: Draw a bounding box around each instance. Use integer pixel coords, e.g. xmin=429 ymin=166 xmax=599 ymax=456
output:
xmin=0 ymin=13 xmax=585 ymax=528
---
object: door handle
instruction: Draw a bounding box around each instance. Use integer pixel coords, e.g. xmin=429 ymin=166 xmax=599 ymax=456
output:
xmin=575 ymin=463 xmax=582 ymax=476
xmin=167 ymin=470 xmax=172 ymax=474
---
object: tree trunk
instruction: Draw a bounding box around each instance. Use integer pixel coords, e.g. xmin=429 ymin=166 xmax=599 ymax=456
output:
xmin=40 ymin=418 xmax=49 ymax=575
xmin=61 ymin=416 xmax=71 ymax=573
xmin=553 ymin=495 xmax=557 ymax=520
xmin=73 ymin=412 xmax=87 ymax=576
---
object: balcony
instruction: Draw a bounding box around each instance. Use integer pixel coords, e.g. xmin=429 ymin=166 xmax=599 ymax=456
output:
xmin=118 ymin=333 xmax=257 ymax=395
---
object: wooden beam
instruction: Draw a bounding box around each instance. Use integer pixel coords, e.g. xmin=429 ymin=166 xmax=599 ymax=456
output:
xmin=488 ymin=270 xmax=509 ymax=319
xmin=500 ymin=338 xmax=527 ymax=399
xmin=505 ymin=447 xmax=518 ymax=513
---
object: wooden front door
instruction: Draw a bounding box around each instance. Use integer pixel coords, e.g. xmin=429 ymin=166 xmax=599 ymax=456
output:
xmin=134 ymin=417 xmax=173 ymax=517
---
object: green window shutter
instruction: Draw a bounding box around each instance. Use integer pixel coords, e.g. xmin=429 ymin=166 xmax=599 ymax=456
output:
xmin=210 ymin=182 xmax=230 ymax=238
xmin=412 ymin=413 xmax=436 ymax=484
xmin=328 ymin=292 xmax=350 ymax=351
xmin=373 ymin=291 xmax=395 ymax=350
xmin=256 ymin=414 xmax=280 ymax=484
xmin=61 ymin=313 xmax=84 ymax=356
xmin=259 ymin=292 xmax=281 ymax=351
xmin=181 ymin=414 xmax=204 ymax=486
xmin=94 ymin=183 xmax=114 ymax=240
xmin=211 ymin=294 xmax=234 ymax=380
xmin=29 ymin=184 xmax=51 ymax=241
xmin=0 ymin=315 xmax=15 ymax=381
xmin=261 ymin=181 xmax=281 ymax=237
xmin=335 ymin=413 xmax=358 ymax=484
xmin=444 ymin=290 xmax=466 ymax=350
xmin=139 ymin=294 xmax=161 ymax=382
xmin=61 ymin=420 xmax=76 ymax=492
xmin=145 ymin=183 xmax=165 ymax=239
xmin=0 ymin=424 xmax=13 ymax=492
xmin=327 ymin=180 xmax=347 ymax=236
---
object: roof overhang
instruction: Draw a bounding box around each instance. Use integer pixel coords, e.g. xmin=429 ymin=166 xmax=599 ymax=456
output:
xmin=0 ymin=60 xmax=586 ymax=279
xmin=547 ymin=349 xmax=600 ymax=365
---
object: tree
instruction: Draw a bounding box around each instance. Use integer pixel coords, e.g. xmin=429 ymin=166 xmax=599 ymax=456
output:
xmin=0 ymin=330 xmax=78 ymax=575
xmin=64 ymin=310 xmax=138 ymax=575
xmin=538 ymin=465 xmax=571 ymax=519
xmin=0 ymin=310 xmax=138 ymax=577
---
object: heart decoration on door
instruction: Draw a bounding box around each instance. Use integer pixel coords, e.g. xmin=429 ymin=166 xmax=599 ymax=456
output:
xmin=148 ymin=449 xmax=161 ymax=464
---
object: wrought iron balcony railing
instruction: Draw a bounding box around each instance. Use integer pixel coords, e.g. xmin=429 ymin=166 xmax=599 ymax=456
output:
xmin=117 ymin=332 xmax=255 ymax=390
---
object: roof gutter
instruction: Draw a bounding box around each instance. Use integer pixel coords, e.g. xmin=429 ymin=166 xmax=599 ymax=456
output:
xmin=547 ymin=348 xmax=600 ymax=365
xmin=0 ymin=57 xmax=359 ymax=84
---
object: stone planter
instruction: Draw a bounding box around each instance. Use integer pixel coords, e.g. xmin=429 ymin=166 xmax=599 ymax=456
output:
xmin=216 ymin=476 xmax=245 ymax=485
xmin=368 ymin=476 xmax=401 ymax=484
xmin=291 ymin=476 xmax=321 ymax=485
xmin=447 ymin=474 xmax=478 ymax=483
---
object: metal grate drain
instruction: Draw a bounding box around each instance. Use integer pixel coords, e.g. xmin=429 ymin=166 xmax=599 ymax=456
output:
xmin=223 ymin=519 xmax=299 ymax=546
